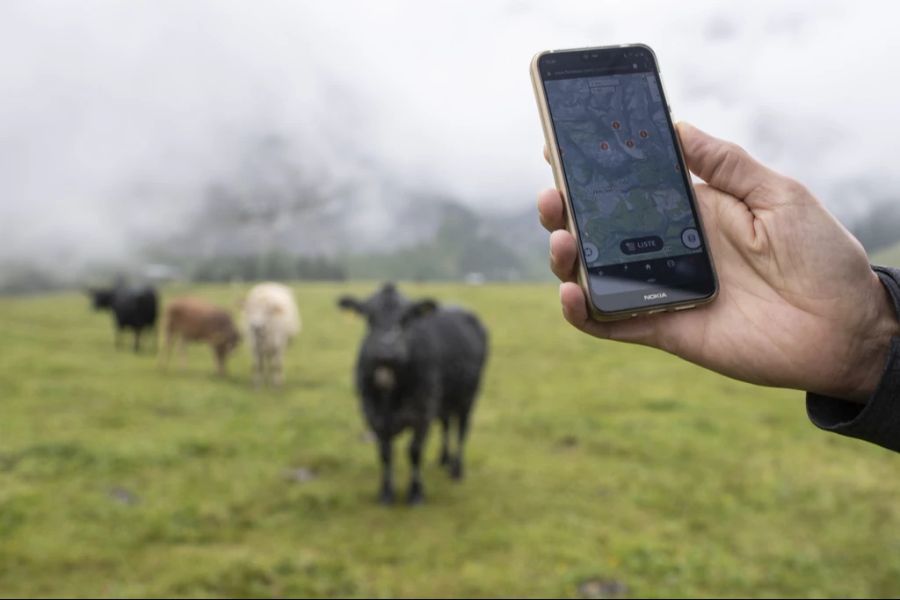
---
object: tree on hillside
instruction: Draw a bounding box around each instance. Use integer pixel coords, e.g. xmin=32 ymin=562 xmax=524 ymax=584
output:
xmin=345 ymin=200 xmax=525 ymax=281
xmin=172 ymin=133 xmax=352 ymax=270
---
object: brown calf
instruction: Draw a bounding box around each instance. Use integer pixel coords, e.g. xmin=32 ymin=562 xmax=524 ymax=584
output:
xmin=161 ymin=297 xmax=241 ymax=375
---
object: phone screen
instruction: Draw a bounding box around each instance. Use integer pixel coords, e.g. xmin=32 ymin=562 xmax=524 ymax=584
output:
xmin=538 ymin=46 xmax=716 ymax=314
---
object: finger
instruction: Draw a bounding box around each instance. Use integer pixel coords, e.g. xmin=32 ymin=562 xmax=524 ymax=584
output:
xmin=559 ymin=282 xmax=671 ymax=347
xmin=677 ymin=122 xmax=779 ymax=206
xmin=560 ymin=282 xmax=611 ymax=337
xmin=549 ymin=230 xmax=578 ymax=282
xmin=538 ymin=188 xmax=566 ymax=232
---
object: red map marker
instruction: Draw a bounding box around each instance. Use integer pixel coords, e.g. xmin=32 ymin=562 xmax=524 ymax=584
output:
xmin=611 ymin=120 xmax=621 ymax=130
xmin=600 ymin=141 xmax=609 ymax=151
xmin=639 ymin=130 xmax=649 ymax=138
xmin=625 ymin=139 xmax=635 ymax=148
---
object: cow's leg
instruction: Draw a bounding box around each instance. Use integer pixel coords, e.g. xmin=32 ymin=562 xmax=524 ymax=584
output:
xmin=252 ymin=345 xmax=264 ymax=388
xmin=133 ymin=328 xmax=141 ymax=353
xmin=407 ymin=424 xmax=428 ymax=505
xmin=271 ymin=349 xmax=284 ymax=387
xmin=175 ymin=335 xmax=189 ymax=368
xmin=377 ymin=435 xmax=395 ymax=505
xmin=451 ymin=406 xmax=472 ymax=481
xmin=214 ymin=345 xmax=227 ymax=377
xmin=438 ymin=415 xmax=451 ymax=467
xmin=160 ymin=330 xmax=175 ymax=370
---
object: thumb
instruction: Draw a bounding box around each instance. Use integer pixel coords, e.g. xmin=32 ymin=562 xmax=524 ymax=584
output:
xmin=677 ymin=122 xmax=778 ymax=206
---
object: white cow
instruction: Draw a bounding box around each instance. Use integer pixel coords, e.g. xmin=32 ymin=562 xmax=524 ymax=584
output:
xmin=242 ymin=282 xmax=301 ymax=387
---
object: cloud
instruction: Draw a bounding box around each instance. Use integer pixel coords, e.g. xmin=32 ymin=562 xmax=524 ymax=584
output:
xmin=0 ymin=0 xmax=897 ymax=269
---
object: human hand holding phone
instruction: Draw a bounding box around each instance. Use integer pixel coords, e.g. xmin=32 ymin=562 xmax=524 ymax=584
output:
xmin=539 ymin=122 xmax=899 ymax=402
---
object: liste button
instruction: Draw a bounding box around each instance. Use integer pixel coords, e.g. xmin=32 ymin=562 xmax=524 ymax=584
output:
xmin=620 ymin=236 xmax=664 ymax=255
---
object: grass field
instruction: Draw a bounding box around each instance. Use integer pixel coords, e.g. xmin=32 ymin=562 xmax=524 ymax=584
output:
xmin=873 ymin=242 xmax=900 ymax=268
xmin=2 ymin=282 xmax=900 ymax=598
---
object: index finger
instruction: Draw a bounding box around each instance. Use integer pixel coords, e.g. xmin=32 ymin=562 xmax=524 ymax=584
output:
xmin=538 ymin=188 xmax=566 ymax=232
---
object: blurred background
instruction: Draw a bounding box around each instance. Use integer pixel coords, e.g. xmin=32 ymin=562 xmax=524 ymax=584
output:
xmin=2 ymin=1 xmax=900 ymax=598
xmin=1 ymin=0 xmax=899 ymax=292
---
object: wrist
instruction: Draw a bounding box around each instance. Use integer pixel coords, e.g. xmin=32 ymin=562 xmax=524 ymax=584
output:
xmin=845 ymin=272 xmax=900 ymax=402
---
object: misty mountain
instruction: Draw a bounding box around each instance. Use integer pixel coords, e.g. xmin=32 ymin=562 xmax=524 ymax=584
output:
xmin=4 ymin=2 xmax=900 ymax=294
xmin=157 ymin=187 xmax=549 ymax=284
xmin=343 ymin=201 xmax=549 ymax=282
xmin=126 ymin=131 xmax=550 ymax=284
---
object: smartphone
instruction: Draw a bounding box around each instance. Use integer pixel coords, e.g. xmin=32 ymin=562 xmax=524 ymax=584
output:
xmin=531 ymin=44 xmax=718 ymax=321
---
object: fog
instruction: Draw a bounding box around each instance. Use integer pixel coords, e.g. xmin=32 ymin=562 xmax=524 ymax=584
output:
xmin=1 ymin=0 xmax=898 ymax=273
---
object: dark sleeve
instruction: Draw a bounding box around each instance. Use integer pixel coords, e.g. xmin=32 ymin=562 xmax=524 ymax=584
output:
xmin=806 ymin=266 xmax=900 ymax=452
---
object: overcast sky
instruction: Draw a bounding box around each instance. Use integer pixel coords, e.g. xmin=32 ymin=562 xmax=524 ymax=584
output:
xmin=1 ymin=0 xmax=898 ymax=266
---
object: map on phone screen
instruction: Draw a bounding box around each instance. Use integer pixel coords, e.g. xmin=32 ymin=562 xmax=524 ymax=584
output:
xmin=544 ymin=72 xmax=702 ymax=267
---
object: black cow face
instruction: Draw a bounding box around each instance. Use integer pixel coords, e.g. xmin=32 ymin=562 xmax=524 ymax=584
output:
xmin=338 ymin=283 xmax=436 ymax=368
xmin=88 ymin=288 xmax=114 ymax=310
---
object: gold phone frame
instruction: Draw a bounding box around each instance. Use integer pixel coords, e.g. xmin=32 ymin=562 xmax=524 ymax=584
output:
xmin=530 ymin=44 xmax=718 ymax=321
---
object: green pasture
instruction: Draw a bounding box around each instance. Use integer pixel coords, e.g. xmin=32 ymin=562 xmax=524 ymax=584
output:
xmin=873 ymin=242 xmax=900 ymax=268
xmin=1 ymin=283 xmax=899 ymax=598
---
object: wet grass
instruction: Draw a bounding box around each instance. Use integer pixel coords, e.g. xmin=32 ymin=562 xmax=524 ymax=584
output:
xmin=1 ymin=282 xmax=899 ymax=597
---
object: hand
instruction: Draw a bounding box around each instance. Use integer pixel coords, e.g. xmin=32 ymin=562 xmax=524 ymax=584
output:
xmin=539 ymin=122 xmax=900 ymax=402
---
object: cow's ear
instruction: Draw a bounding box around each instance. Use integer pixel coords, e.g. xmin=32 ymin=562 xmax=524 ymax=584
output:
xmin=401 ymin=299 xmax=437 ymax=325
xmin=338 ymin=295 xmax=366 ymax=315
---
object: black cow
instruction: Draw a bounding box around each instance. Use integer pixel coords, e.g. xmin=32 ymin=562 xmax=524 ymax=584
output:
xmin=88 ymin=283 xmax=159 ymax=353
xmin=339 ymin=283 xmax=488 ymax=505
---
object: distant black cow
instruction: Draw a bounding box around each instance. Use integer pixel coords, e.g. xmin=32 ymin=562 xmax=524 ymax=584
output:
xmin=88 ymin=283 xmax=159 ymax=352
xmin=339 ymin=283 xmax=488 ymax=505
